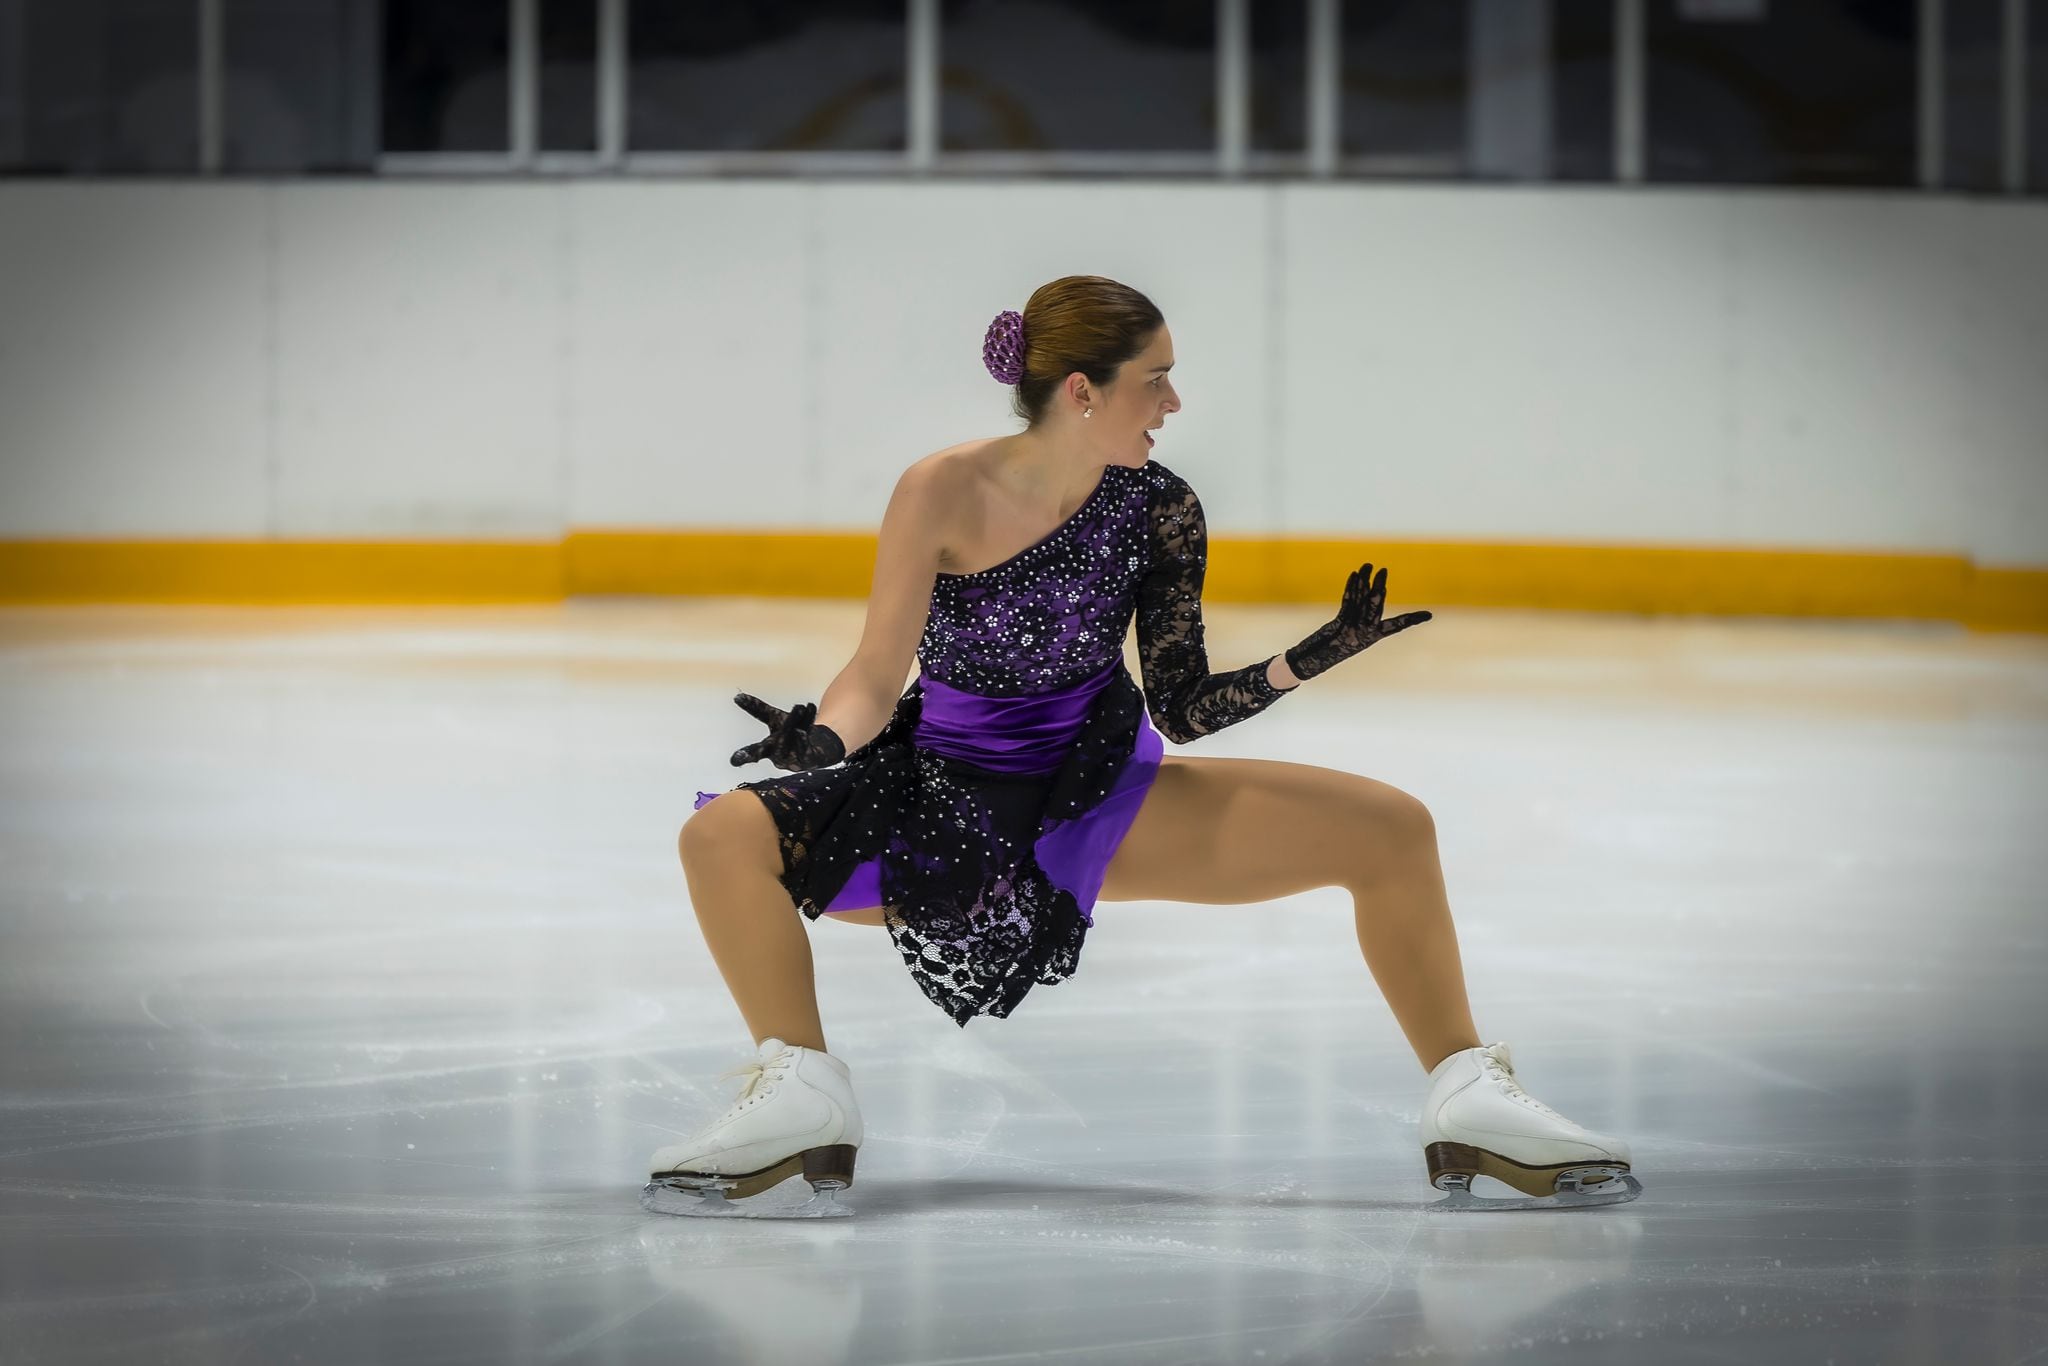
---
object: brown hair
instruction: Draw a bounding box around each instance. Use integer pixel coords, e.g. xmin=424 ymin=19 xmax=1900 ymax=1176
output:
xmin=1012 ymin=275 xmax=1165 ymax=426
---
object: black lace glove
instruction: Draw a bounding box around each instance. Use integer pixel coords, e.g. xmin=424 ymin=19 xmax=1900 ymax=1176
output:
xmin=1282 ymin=563 xmax=1433 ymax=683
xmin=729 ymin=693 xmax=846 ymax=772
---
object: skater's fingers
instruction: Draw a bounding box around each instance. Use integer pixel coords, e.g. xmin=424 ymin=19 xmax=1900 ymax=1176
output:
xmin=730 ymin=740 xmax=766 ymax=766
xmin=732 ymin=692 xmax=786 ymax=727
xmin=1380 ymin=610 xmax=1433 ymax=636
xmin=1340 ymin=565 xmax=1372 ymax=617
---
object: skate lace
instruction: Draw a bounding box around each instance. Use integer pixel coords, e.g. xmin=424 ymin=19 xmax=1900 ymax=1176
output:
xmin=717 ymin=1055 xmax=796 ymax=1109
xmin=1479 ymin=1043 xmax=1570 ymax=1123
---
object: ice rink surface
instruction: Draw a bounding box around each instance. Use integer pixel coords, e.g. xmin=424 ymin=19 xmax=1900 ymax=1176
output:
xmin=1 ymin=599 xmax=2043 ymax=1365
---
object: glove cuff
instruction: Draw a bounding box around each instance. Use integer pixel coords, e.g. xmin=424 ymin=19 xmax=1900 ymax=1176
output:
xmin=808 ymin=723 xmax=846 ymax=767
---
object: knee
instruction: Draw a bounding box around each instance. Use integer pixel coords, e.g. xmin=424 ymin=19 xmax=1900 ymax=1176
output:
xmin=1351 ymin=781 xmax=1437 ymax=860
xmin=678 ymin=795 xmax=740 ymax=865
xmin=1383 ymin=787 xmax=1436 ymax=844
xmin=679 ymin=791 xmax=777 ymax=876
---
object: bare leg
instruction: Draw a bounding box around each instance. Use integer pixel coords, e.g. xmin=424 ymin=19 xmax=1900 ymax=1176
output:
xmin=1343 ymin=812 xmax=1483 ymax=1074
xmin=1097 ymin=755 xmax=1483 ymax=1073
xmin=679 ymin=793 xmax=829 ymax=1054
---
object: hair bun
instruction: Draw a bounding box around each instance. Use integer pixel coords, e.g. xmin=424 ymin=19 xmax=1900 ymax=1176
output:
xmin=982 ymin=309 xmax=1026 ymax=385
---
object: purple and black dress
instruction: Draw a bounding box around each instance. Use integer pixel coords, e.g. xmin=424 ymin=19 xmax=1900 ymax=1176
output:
xmin=694 ymin=458 xmax=1290 ymax=1027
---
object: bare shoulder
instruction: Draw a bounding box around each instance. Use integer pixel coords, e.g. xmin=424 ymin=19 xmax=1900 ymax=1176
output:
xmin=904 ymin=437 xmax=1006 ymax=560
xmin=846 ymin=444 xmax=997 ymax=691
xmin=917 ymin=438 xmax=1003 ymax=493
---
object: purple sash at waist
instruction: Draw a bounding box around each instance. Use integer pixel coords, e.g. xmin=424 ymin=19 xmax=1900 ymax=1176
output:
xmin=913 ymin=655 xmax=1123 ymax=775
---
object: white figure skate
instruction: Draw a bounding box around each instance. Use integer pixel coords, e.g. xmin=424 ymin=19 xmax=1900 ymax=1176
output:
xmin=642 ymin=1036 xmax=863 ymax=1219
xmin=1420 ymin=1041 xmax=1642 ymax=1211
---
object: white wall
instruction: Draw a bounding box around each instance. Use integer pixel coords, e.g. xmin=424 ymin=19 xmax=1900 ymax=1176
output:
xmin=1 ymin=179 xmax=2042 ymax=564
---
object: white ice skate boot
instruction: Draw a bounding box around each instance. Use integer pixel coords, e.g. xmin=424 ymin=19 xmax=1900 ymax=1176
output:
xmin=1420 ymin=1041 xmax=1642 ymax=1211
xmin=643 ymin=1037 xmax=863 ymax=1218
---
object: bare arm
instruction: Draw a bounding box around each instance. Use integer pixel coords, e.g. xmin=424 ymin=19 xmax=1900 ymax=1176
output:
xmin=813 ymin=460 xmax=947 ymax=755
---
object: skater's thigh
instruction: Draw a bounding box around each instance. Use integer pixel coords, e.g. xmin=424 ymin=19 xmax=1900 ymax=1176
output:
xmin=1096 ymin=754 xmax=1432 ymax=906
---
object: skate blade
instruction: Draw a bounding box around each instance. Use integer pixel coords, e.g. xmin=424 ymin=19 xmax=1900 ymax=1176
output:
xmin=641 ymin=1177 xmax=852 ymax=1219
xmin=642 ymin=1141 xmax=858 ymax=1218
xmin=1429 ymin=1170 xmax=1643 ymax=1213
xmin=1426 ymin=1140 xmax=1641 ymax=1207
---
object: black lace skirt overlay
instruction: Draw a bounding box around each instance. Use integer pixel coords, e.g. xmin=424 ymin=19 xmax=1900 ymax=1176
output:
xmin=735 ymin=663 xmax=1150 ymax=1026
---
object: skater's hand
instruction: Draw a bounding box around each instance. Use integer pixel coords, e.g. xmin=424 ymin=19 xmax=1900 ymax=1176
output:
xmin=1282 ymin=563 xmax=1432 ymax=684
xmin=729 ymin=692 xmax=847 ymax=773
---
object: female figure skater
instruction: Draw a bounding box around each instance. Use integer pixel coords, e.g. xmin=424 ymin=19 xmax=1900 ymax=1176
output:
xmin=652 ymin=276 xmax=1641 ymax=1215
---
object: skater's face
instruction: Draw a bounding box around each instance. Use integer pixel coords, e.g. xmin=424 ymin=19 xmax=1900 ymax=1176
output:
xmin=1088 ymin=325 xmax=1180 ymax=465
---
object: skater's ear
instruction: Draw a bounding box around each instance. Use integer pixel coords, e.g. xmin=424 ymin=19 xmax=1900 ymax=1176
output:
xmin=848 ymin=459 xmax=946 ymax=696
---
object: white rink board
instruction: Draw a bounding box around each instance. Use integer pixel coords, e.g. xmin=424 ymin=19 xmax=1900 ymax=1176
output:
xmin=0 ymin=181 xmax=2043 ymax=563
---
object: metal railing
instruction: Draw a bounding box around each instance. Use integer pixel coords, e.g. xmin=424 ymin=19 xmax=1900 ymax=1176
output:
xmin=59 ymin=0 xmax=2043 ymax=193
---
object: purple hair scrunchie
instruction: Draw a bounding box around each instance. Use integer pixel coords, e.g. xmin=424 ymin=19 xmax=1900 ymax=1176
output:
xmin=982 ymin=309 xmax=1026 ymax=385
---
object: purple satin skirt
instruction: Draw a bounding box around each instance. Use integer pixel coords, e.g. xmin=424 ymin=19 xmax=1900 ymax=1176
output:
xmin=696 ymin=655 xmax=1164 ymax=923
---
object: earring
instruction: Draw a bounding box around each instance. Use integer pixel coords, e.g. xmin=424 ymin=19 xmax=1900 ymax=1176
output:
xmin=1083 ymin=408 xmax=1093 ymax=418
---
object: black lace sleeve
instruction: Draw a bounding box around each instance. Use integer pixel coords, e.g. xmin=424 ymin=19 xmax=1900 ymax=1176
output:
xmin=1134 ymin=471 xmax=1289 ymax=744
